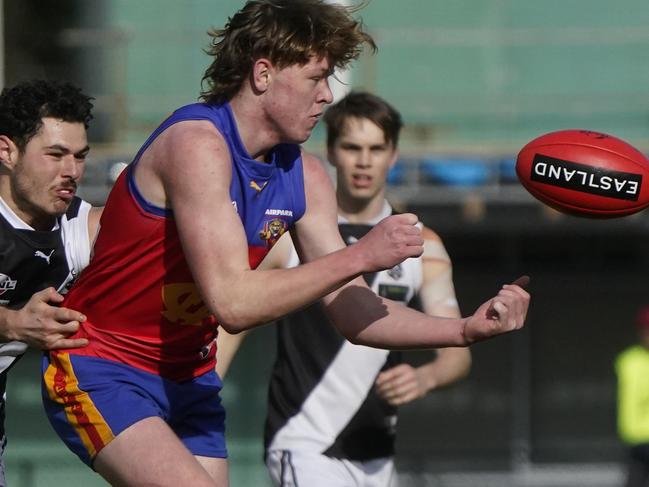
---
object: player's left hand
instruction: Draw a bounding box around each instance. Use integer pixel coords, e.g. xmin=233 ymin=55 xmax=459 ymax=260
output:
xmin=354 ymin=213 xmax=423 ymax=273
xmin=463 ymin=276 xmax=530 ymax=344
xmin=375 ymin=363 xmax=428 ymax=406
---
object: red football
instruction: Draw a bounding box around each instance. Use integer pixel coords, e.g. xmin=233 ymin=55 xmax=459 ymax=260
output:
xmin=516 ymin=129 xmax=649 ymax=218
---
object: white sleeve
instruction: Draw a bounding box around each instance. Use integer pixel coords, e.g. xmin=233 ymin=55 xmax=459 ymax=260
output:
xmin=60 ymin=199 xmax=92 ymax=275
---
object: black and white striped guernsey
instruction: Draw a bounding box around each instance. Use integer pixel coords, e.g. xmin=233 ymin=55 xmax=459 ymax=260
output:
xmin=264 ymin=202 xmax=422 ymax=461
xmin=0 ymin=196 xmax=91 ymax=438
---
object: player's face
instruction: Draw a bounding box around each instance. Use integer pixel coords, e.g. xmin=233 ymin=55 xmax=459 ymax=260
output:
xmin=266 ymin=55 xmax=334 ymax=144
xmin=7 ymin=118 xmax=88 ymax=229
xmin=329 ymin=117 xmax=397 ymax=205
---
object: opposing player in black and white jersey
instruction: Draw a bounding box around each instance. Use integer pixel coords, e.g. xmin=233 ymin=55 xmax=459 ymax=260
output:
xmin=217 ymin=92 xmax=472 ymax=487
xmin=0 ymin=80 xmax=99 ymax=485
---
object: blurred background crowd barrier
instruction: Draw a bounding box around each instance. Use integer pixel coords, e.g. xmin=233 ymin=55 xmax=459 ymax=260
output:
xmin=3 ymin=1 xmax=649 ymax=485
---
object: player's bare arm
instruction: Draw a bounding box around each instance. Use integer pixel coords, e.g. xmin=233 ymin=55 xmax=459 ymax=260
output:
xmin=145 ymin=125 xmax=421 ymax=332
xmin=214 ymin=231 xmax=297 ymax=377
xmin=293 ymin=187 xmax=530 ymax=348
xmin=214 ymin=231 xmax=293 ymax=378
xmin=416 ymin=228 xmax=471 ymax=385
xmin=375 ymin=229 xmax=471 ymax=405
xmin=293 ymin=152 xmax=424 ymax=270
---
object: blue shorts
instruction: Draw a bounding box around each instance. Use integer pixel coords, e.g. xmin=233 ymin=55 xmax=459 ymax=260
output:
xmin=41 ymin=353 xmax=227 ymax=467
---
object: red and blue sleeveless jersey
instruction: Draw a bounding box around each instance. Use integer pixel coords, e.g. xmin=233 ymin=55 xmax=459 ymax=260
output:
xmin=60 ymin=103 xmax=306 ymax=380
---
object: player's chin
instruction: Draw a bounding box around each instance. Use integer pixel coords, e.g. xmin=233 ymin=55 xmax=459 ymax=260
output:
xmin=286 ymin=131 xmax=311 ymax=145
xmin=300 ymin=118 xmax=322 ymax=139
xmin=50 ymin=198 xmax=74 ymax=216
xmin=351 ymin=189 xmax=378 ymax=203
xmin=298 ymin=128 xmax=315 ymax=143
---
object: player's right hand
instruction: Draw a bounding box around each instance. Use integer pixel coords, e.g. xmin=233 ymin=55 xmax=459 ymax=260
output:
xmin=355 ymin=213 xmax=424 ymax=272
xmin=375 ymin=363 xmax=428 ymax=406
xmin=4 ymin=287 xmax=89 ymax=350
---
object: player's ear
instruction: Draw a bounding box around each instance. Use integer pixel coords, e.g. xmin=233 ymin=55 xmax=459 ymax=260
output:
xmin=251 ymin=58 xmax=273 ymax=94
xmin=389 ymin=146 xmax=399 ymax=169
xmin=0 ymin=136 xmax=18 ymax=171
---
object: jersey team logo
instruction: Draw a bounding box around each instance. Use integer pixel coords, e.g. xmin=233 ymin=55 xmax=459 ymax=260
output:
xmin=0 ymin=274 xmax=17 ymax=296
xmin=259 ymin=218 xmax=288 ymax=247
xmin=387 ymin=263 xmax=403 ymax=280
xmin=161 ymin=283 xmax=211 ymax=325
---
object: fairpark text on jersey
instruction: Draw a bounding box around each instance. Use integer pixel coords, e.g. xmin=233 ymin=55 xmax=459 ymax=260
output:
xmin=265 ymin=209 xmax=293 ymax=217
xmin=531 ymin=154 xmax=641 ymax=201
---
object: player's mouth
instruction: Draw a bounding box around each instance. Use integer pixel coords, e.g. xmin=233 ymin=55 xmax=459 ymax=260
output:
xmin=55 ymin=186 xmax=77 ymax=201
xmin=352 ymin=174 xmax=372 ymax=188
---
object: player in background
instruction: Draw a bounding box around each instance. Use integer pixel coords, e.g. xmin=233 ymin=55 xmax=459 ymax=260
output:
xmin=0 ymin=79 xmax=99 ymax=486
xmin=41 ymin=2 xmax=529 ymax=486
xmin=216 ymin=91 xmax=472 ymax=487
xmin=615 ymin=306 xmax=649 ymax=487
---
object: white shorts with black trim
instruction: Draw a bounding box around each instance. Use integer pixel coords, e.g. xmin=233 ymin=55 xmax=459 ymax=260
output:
xmin=266 ymin=449 xmax=397 ymax=487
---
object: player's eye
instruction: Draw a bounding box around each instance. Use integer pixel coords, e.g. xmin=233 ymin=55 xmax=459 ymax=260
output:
xmin=340 ymin=144 xmax=360 ymax=151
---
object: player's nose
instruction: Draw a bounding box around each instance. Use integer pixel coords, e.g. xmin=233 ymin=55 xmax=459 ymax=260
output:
xmin=357 ymin=149 xmax=371 ymax=168
xmin=320 ymin=78 xmax=334 ymax=104
xmin=61 ymin=155 xmax=83 ymax=179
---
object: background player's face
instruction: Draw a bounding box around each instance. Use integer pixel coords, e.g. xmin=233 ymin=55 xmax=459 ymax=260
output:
xmin=264 ymin=55 xmax=334 ymax=144
xmin=329 ymin=116 xmax=397 ymax=206
xmin=6 ymin=117 xmax=88 ymax=229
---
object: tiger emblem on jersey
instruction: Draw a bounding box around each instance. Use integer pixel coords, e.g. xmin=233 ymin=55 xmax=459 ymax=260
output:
xmin=259 ymin=218 xmax=288 ymax=248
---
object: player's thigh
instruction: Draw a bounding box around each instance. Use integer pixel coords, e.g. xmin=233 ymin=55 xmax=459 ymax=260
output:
xmin=94 ymin=416 xmax=218 ymax=487
xmin=197 ymin=455 xmax=229 ymax=485
xmin=174 ymin=369 xmax=228 ymax=460
xmin=266 ymin=449 xmax=351 ymax=487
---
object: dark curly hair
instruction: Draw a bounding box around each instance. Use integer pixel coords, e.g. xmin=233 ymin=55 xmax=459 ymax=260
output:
xmin=0 ymin=79 xmax=94 ymax=152
xmin=200 ymin=0 xmax=375 ymax=105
